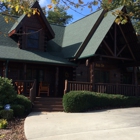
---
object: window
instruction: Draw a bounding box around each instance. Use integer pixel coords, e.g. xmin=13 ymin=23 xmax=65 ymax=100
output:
xmin=94 ymin=70 xmax=109 ymax=83
xmin=27 ymin=29 xmax=39 ymax=48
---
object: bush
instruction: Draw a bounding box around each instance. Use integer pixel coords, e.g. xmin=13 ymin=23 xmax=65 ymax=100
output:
xmin=0 ymin=109 xmax=13 ymax=120
xmin=63 ymin=91 xmax=140 ymax=112
xmin=0 ymin=119 xmax=8 ymax=129
xmin=0 ymin=105 xmax=3 ymax=110
xmin=0 ymin=77 xmax=17 ymax=105
xmin=15 ymin=95 xmax=32 ymax=114
xmin=11 ymin=105 xmax=25 ymax=117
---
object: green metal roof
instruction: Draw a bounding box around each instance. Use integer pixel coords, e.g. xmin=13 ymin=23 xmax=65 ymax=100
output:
xmin=0 ymin=45 xmax=75 ymax=65
xmin=79 ymin=7 xmax=123 ymax=59
xmin=0 ymin=15 xmax=18 ymax=47
xmin=8 ymin=14 xmax=25 ymax=34
xmin=61 ymin=9 xmax=103 ymax=58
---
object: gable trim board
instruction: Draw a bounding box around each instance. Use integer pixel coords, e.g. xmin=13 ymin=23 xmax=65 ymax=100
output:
xmin=78 ymin=7 xmax=124 ymax=59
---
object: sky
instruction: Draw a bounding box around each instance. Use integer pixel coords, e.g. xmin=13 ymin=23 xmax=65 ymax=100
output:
xmin=39 ymin=0 xmax=100 ymax=23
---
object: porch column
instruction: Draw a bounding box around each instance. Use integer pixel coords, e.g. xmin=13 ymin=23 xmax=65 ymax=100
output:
xmin=3 ymin=60 xmax=9 ymax=78
xmin=114 ymin=24 xmax=117 ymax=56
xmin=55 ymin=67 xmax=59 ymax=96
xmin=24 ymin=63 xmax=27 ymax=80
xmin=134 ymin=67 xmax=138 ymax=96
xmin=90 ymin=62 xmax=94 ymax=91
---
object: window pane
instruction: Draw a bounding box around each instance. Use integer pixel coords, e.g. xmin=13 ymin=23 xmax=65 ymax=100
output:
xmin=27 ymin=39 xmax=39 ymax=48
xmin=28 ymin=30 xmax=39 ymax=39
xmin=27 ymin=29 xmax=39 ymax=48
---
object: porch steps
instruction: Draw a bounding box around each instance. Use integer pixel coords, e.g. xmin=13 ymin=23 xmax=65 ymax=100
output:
xmin=32 ymin=97 xmax=63 ymax=112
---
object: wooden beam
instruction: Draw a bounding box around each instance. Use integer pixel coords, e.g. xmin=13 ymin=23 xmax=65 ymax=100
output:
xmin=55 ymin=67 xmax=59 ymax=96
xmin=117 ymin=45 xmax=126 ymax=56
xmin=95 ymin=54 xmax=134 ymax=61
xmin=114 ymin=24 xmax=117 ymax=56
xmin=24 ymin=64 xmax=26 ymax=80
xmin=109 ymin=30 xmax=114 ymax=41
xmin=103 ymin=40 xmax=114 ymax=56
xmin=119 ymin=25 xmax=136 ymax=61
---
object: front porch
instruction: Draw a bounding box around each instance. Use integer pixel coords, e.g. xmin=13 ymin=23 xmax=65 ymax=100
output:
xmin=64 ymin=80 xmax=140 ymax=96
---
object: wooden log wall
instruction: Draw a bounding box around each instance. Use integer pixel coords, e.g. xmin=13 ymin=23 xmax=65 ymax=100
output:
xmin=75 ymin=64 xmax=89 ymax=82
xmin=18 ymin=14 xmax=50 ymax=51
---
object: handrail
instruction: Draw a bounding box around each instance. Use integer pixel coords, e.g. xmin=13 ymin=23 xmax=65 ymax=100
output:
xmin=64 ymin=80 xmax=68 ymax=94
xmin=29 ymin=79 xmax=36 ymax=103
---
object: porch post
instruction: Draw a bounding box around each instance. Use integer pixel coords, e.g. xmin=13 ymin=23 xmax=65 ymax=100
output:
xmin=24 ymin=63 xmax=27 ymax=80
xmin=134 ymin=67 xmax=138 ymax=96
xmin=3 ymin=60 xmax=9 ymax=78
xmin=114 ymin=24 xmax=117 ymax=56
xmin=55 ymin=67 xmax=59 ymax=96
xmin=90 ymin=62 xmax=94 ymax=91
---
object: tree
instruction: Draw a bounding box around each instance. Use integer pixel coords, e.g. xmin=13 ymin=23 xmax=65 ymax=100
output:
xmin=47 ymin=6 xmax=72 ymax=25
xmin=0 ymin=0 xmax=140 ymax=31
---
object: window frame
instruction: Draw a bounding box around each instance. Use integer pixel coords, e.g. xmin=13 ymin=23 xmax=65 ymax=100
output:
xmin=26 ymin=28 xmax=40 ymax=49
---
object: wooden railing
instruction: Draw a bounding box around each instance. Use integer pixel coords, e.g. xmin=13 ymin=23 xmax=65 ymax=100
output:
xmin=94 ymin=83 xmax=140 ymax=96
xmin=13 ymin=79 xmax=36 ymax=102
xmin=29 ymin=79 xmax=36 ymax=102
xmin=64 ymin=80 xmax=92 ymax=94
xmin=64 ymin=80 xmax=140 ymax=96
xmin=13 ymin=80 xmax=34 ymax=95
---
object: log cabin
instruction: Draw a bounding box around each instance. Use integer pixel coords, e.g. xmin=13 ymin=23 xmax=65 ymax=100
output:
xmin=0 ymin=1 xmax=140 ymax=104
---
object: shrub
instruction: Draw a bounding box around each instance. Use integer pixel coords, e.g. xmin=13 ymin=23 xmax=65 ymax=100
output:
xmin=15 ymin=95 xmax=32 ymax=114
xmin=63 ymin=91 xmax=140 ymax=112
xmin=0 ymin=105 xmax=3 ymax=110
xmin=63 ymin=91 xmax=93 ymax=112
xmin=0 ymin=119 xmax=8 ymax=129
xmin=0 ymin=109 xmax=13 ymax=120
xmin=11 ymin=105 xmax=25 ymax=117
xmin=0 ymin=77 xmax=17 ymax=105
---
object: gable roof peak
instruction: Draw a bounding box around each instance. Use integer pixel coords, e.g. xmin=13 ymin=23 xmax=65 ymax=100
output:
xmin=8 ymin=0 xmax=55 ymax=39
xmin=70 ymin=8 xmax=103 ymax=25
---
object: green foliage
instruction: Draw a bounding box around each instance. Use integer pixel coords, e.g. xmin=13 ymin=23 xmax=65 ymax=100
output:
xmin=11 ymin=105 xmax=25 ymax=117
xmin=47 ymin=6 xmax=73 ymax=25
xmin=0 ymin=77 xmax=17 ymax=105
xmin=15 ymin=95 xmax=32 ymax=114
xmin=0 ymin=119 xmax=8 ymax=129
xmin=0 ymin=105 xmax=3 ymax=110
xmin=63 ymin=91 xmax=140 ymax=112
xmin=0 ymin=109 xmax=13 ymax=120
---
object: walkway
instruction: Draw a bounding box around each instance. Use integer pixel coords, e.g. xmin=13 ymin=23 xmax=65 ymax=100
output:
xmin=24 ymin=107 xmax=140 ymax=140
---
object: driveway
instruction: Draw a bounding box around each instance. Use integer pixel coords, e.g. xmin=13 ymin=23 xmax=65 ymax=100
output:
xmin=24 ymin=107 xmax=140 ymax=140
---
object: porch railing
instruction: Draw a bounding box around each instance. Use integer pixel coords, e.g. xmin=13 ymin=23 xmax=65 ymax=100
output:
xmin=95 ymin=83 xmax=140 ymax=96
xmin=13 ymin=79 xmax=36 ymax=102
xmin=29 ymin=79 xmax=36 ymax=102
xmin=64 ymin=80 xmax=92 ymax=94
xmin=64 ymin=80 xmax=140 ymax=96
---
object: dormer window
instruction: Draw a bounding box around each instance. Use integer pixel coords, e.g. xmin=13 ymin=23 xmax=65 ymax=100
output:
xmin=27 ymin=29 xmax=39 ymax=48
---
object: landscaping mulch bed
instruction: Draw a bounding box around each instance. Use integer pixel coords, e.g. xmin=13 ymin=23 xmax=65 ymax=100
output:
xmin=0 ymin=118 xmax=27 ymax=140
